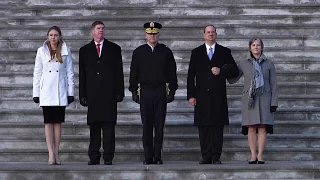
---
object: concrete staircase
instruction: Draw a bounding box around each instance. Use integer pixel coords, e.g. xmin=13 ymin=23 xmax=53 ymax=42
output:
xmin=1 ymin=0 xmax=320 ymax=179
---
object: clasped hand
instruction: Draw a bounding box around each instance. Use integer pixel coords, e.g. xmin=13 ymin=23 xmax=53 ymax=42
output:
xmin=211 ymin=67 xmax=220 ymax=75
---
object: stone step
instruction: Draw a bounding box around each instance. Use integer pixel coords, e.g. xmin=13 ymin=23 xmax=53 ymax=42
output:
xmin=1 ymin=147 xmax=320 ymax=162
xmin=21 ymin=0 xmax=320 ymax=5
xmin=2 ymin=58 xmax=318 ymax=74
xmin=0 ymin=161 xmax=318 ymax=180
xmin=1 ymin=24 xmax=320 ymax=37
xmin=1 ymin=47 xmax=319 ymax=65
xmin=2 ymin=94 xmax=320 ymax=109
xmin=1 ymin=134 xmax=320 ymax=150
xmin=1 ymin=82 xmax=319 ymax=97
xmin=5 ymin=37 xmax=315 ymax=51
xmin=3 ymin=4 xmax=320 ymax=17
xmin=1 ymin=52 xmax=319 ymax=70
xmin=0 ymin=107 xmax=319 ymax=122
xmin=0 ymin=1 xmax=21 ymax=6
xmin=3 ymin=14 xmax=320 ymax=27
xmin=1 ymin=53 xmax=319 ymax=73
xmin=0 ymin=0 xmax=318 ymax=178
xmin=0 ymin=70 xmax=319 ymax=87
xmin=1 ymin=120 xmax=319 ymax=136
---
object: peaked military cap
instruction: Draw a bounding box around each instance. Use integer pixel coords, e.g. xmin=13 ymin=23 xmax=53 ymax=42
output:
xmin=144 ymin=22 xmax=162 ymax=34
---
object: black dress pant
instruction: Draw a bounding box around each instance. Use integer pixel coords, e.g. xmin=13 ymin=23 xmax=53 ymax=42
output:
xmin=88 ymin=122 xmax=115 ymax=162
xmin=198 ymin=125 xmax=224 ymax=161
xmin=140 ymin=86 xmax=167 ymax=161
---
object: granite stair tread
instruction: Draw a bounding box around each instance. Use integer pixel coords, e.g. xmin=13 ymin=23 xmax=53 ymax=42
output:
xmin=0 ymin=161 xmax=319 ymax=180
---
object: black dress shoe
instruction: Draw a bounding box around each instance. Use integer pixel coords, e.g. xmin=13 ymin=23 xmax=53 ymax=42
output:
xmin=199 ymin=159 xmax=212 ymax=164
xmin=104 ymin=161 xmax=112 ymax=165
xmin=248 ymin=159 xmax=257 ymax=164
xmin=257 ymin=160 xmax=265 ymax=164
xmin=213 ymin=159 xmax=222 ymax=164
xmin=153 ymin=159 xmax=163 ymax=165
xmin=143 ymin=160 xmax=153 ymax=165
xmin=88 ymin=160 xmax=100 ymax=165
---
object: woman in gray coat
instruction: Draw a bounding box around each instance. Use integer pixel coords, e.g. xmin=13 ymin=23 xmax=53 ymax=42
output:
xmin=229 ymin=38 xmax=278 ymax=164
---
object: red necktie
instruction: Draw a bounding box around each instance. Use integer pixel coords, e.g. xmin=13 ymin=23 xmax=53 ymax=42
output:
xmin=97 ymin=43 xmax=101 ymax=56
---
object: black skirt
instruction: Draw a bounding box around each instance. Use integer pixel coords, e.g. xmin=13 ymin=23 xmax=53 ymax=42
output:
xmin=42 ymin=106 xmax=66 ymax=124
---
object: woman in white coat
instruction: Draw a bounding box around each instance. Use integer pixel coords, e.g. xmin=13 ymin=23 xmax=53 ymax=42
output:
xmin=32 ymin=26 xmax=75 ymax=165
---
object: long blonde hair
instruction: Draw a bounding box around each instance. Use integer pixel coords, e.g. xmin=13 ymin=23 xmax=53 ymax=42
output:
xmin=47 ymin=26 xmax=63 ymax=63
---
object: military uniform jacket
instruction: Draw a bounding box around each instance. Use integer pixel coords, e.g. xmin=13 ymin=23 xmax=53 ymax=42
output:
xmin=129 ymin=43 xmax=178 ymax=93
xmin=187 ymin=43 xmax=239 ymax=126
xmin=79 ymin=39 xmax=124 ymax=125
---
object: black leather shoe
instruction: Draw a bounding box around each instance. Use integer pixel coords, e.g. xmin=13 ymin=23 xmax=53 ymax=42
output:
xmin=248 ymin=159 xmax=258 ymax=164
xmin=199 ymin=159 xmax=212 ymax=164
xmin=257 ymin=160 xmax=265 ymax=164
xmin=88 ymin=160 xmax=100 ymax=165
xmin=153 ymin=159 xmax=163 ymax=165
xmin=104 ymin=161 xmax=112 ymax=165
xmin=143 ymin=160 xmax=153 ymax=165
xmin=213 ymin=159 xmax=222 ymax=164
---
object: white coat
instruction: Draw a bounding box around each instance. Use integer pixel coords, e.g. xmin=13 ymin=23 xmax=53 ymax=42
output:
xmin=33 ymin=40 xmax=75 ymax=106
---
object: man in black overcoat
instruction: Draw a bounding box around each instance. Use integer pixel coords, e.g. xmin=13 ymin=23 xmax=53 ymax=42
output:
xmin=79 ymin=21 xmax=124 ymax=165
xmin=129 ymin=22 xmax=178 ymax=165
xmin=187 ymin=25 xmax=239 ymax=164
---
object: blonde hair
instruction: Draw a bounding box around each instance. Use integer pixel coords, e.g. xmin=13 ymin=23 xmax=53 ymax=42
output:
xmin=47 ymin=26 xmax=63 ymax=63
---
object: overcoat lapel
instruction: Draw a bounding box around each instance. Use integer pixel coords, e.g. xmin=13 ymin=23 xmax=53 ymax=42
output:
xmin=200 ymin=44 xmax=211 ymax=62
xmin=211 ymin=44 xmax=222 ymax=67
xmin=88 ymin=40 xmax=100 ymax=59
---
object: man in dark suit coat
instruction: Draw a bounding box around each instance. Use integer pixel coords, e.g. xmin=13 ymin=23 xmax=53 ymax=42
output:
xmin=79 ymin=21 xmax=124 ymax=165
xmin=187 ymin=25 xmax=239 ymax=164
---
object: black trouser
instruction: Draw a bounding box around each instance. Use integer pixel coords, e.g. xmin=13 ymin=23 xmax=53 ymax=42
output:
xmin=140 ymin=86 xmax=167 ymax=161
xmin=88 ymin=123 xmax=115 ymax=162
xmin=198 ymin=125 xmax=224 ymax=161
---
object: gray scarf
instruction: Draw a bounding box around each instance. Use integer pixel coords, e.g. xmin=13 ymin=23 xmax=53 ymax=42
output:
xmin=248 ymin=54 xmax=265 ymax=109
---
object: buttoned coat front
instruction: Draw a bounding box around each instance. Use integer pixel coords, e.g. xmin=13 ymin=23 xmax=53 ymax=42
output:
xmin=228 ymin=55 xmax=278 ymax=126
xmin=79 ymin=39 xmax=124 ymax=125
xmin=187 ymin=43 xmax=239 ymax=126
xmin=33 ymin=41 xmax=75 ymax=106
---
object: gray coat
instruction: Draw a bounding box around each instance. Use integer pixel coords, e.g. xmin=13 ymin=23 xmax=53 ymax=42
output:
xmin=229 ymin=55 xmax=278 ymax=126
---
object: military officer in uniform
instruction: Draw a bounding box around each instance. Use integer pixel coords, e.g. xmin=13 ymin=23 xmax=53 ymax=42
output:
xmin=129 ymin=22 xmax=178 ymax=165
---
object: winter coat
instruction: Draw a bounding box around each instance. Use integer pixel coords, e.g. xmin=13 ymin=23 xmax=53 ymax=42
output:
xmin=33 ymin=41 xmax=74 ymax=106
xmin=187 ymin=43 xmax=239 ymax=126
xmin=228 ymin=55 xmax=278 ymax=126
xmin=79 ymin=39 xmax=124 ymax=125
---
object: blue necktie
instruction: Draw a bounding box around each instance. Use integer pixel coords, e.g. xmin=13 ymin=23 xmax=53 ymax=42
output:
xmin=208 ymin=47 xmax=213 ymax=60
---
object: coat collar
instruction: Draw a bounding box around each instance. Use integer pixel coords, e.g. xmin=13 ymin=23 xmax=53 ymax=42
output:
xmin=202 ymin=43 xmax=220 ymax=61
xmin=90 ymin=39 xmax=108 ymax=58
xmin=41 ymin=40 xmax=68 ymax=56
xmin=202 ymin=43 xmax=220 ymax=51
xmin=247 ymin=53 xmax=267 ymax=63
xmin=90 ymin=38 xmax=108 ymax=47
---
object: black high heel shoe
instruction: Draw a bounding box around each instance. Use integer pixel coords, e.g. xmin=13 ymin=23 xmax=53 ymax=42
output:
xmin=248 ymin=158 xmax=257 ymax=164
xmin=257 ymin=160 xmax=265 ymax=164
